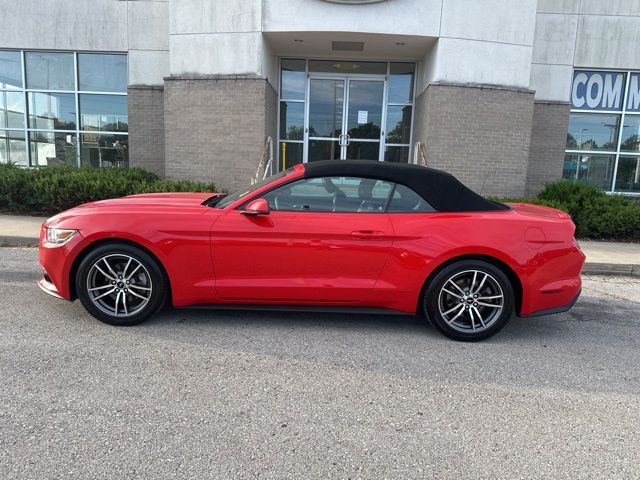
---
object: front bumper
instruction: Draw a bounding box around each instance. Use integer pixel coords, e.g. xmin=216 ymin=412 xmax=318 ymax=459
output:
xmin=38 ymin=226 xmax=85 ymax=301
xmin=37 ymin=275 xmax=66 ymax=300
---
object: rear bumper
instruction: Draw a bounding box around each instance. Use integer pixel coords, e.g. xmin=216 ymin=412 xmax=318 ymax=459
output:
xmin=518 ymin=243 xmax=585 ymax=317
xmin=519 ymin=288 xmax=581 ymax=318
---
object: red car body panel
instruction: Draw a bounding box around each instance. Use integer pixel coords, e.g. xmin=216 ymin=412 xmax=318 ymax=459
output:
xmin=39 ymin=166 xmax=585 ymax=317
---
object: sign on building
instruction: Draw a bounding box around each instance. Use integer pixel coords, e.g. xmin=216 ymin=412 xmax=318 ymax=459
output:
xmin=571 ymin=70 xmax=640 ymax=112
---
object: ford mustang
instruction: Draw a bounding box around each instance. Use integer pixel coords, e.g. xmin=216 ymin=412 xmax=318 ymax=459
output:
xmin=38 ymin=160 xmax=585 ymax=341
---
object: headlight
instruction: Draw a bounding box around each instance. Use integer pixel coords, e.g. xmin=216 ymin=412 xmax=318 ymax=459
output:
xmin=46 ymin=228 xmax=77 ymax=245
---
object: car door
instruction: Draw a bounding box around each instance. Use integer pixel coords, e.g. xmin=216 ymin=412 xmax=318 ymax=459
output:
xmin=211 ymin=176 xmax=394 ymax=303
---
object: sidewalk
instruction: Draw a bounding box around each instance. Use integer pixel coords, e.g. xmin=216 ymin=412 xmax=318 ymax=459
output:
xmin=1 ymin=214 xmax=639 ymax=276
xmin=0 ymin=214 xmax=46 ymax=247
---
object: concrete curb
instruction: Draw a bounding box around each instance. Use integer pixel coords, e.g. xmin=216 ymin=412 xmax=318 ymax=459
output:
xmin=0 ymin=236 xmax=39 ymax=248
xmin=0 ymin=237 xmax=638 ymax=277
xmin=582 ymin=262 xmax=640 ymax=277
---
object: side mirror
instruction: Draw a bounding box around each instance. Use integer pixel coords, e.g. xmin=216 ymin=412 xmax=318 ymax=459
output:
xmin=241 ymin=198 xmax=270 ymax=216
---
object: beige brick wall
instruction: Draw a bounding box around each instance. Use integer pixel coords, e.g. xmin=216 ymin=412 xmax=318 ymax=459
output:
xmin=164 ymin=77 xmax=275 ymax=191
xmin=414 ymin=83 xmax=535 ymax=197
xmin=128 ymin=86 xmax=165 ymax=177
xmin=525 ymin=102 xmax=570 ymax=197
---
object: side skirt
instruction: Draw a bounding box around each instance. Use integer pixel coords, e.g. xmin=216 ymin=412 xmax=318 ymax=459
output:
xmin=180 ymin=304 xmax=413 ymax=316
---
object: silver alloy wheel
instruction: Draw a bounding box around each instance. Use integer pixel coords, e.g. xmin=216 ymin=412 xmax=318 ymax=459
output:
xmin=86 ymin=254 xmax=153 ymax=317
xmin=437 ymin=269 xmax=504 ymax=333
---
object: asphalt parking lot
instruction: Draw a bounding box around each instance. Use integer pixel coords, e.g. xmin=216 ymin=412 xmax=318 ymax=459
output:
xmin=1 ymin=247 xmax=639 ymax=479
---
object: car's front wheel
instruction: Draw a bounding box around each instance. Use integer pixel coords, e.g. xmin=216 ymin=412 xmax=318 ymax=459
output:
xmin=424 ymin=259 xmax=514 ymax=341
xmin=76 ymin=243 xmax=167 ymax=326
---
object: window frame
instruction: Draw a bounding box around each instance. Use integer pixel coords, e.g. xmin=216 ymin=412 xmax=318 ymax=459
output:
xmin=238 ymin=175 xmax=436 ymax=214
xmin=0 ymin=49 xmax=128 ymax=167
xmin=566 ymin=69 xmax=640 ymax=195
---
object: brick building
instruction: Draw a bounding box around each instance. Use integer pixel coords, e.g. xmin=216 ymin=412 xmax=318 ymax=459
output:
xmin=1 ymin=0 xmax=640 ymax=196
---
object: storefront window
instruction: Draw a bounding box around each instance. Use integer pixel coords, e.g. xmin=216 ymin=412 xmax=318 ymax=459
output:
xmin=27 ymin=92 xmax=76 ymax=130
xmin=566 ymin=113 xmax=619 ymax=151
xmin=0 ymin=50 xmax=127 ymax=167
xmin=277 ymin=59 xmax=415 ymax=169
xmin=388 ymin=63 xmax=415 ymax=104
xmin=614 ymin=156 xmax=640 ymax=192
xmin=0 ymin=51 xmax=22 ymax=89
xmin=0 ymin=90 xmax=24 ymax=129
xmin=563 ymin=153 xmax=615 ymax=190
xmin=565 ymin=69 xmax=640 ymax=193
xmin=29 ymin=132 xmax=77 ymax=166
xmin=80 ymin=134 xmax=128 ymax=168
xmin=78 ymin=54 xmax=127 ymax=93
xmin=620 ymin=116 xmax=640 ymax=153
xmin=280 ymin=59 xmax=305 ymax=101
xmin=25 ymin=52 xmax=75 ymax=90
xmin=79 ymin=94 xmax=128 ymax=132
xmin=0 ymin=129 xmax=28 ymax=166
xmin=279 ymin=101 xmax=304 ymax=140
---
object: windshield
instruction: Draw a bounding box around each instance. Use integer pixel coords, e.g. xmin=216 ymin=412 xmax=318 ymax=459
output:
xmin=211 ymin=168 xmax=294 ymax=209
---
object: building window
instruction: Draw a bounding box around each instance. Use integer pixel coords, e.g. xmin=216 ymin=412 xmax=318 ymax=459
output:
xmin=277 ymin=59 xmax=416 ymax=170
xmin=0 ymin=50 xmax=127 ymax=167
xmin=565 ymin=70 xmax=640 ymax=193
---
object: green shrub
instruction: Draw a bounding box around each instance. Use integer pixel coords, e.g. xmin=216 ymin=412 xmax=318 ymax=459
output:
xmin=494 ymin=180 xmax=640 ymax=240
xmin=0 ymin=164 xmax=217 ymax=216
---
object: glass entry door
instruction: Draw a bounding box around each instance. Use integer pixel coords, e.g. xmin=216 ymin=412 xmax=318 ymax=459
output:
xmin=306 ymin=77 xmax=385 ymax=162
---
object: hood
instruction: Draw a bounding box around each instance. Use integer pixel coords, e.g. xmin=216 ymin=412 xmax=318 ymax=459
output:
xmin=87 ymin=192 xmax=220 ymax=208
xmin=45 ymin=192 xmax=223 ymax=226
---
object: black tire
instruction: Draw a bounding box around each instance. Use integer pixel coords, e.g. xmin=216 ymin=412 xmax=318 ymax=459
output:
xmin=76 ymin=242 xmax=167 ymax=326
xmin=423 ymin=259 xmax=514 ymax=342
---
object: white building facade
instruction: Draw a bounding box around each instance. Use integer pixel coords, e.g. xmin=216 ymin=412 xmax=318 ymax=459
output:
xmin=1 ymin=0 xmax=640 ymax=195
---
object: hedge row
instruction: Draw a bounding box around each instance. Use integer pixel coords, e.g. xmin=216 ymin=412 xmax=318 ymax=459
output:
xmin=493 ymin=181 xmax=640 ymax=241
xmin=0 ymin=164 xmax=217 ymax=216
xmin=1 ymin=164 xmax=639 ymax=240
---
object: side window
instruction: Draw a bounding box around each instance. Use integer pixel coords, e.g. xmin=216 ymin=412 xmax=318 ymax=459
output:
xmin=387 ymin=184 xmax=436 ymax=212
xmin=261 ymin=176 xmax=393 ymax=212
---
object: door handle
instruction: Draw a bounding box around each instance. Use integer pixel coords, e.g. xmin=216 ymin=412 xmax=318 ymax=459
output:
xmin=350 ymin=230 xmax=385 ymax=239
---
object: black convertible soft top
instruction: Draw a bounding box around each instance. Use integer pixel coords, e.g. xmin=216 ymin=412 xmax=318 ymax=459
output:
xmin=303 ymin=160 xmax=508 ymax=212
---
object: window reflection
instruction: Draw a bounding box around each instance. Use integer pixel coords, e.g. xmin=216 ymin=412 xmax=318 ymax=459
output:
xmin=388 ymin=63 xmax=415 ymax=103
xmin=27 ymin=92 xmax=76 ymax=130
xmin=81 ymin=134 xmax=128 ymax=167
xmin=566 ymin=113 xmax=619 ymax=151
xmin=308 ymin=79 xmax=344 ymax=138
xmin=0 ymin=130 xmax=27 ymax=166
xmin=0 ymin=51 xmax=22 ymax=89
xmin=615 ymin=156 xmax=640 ymax=191
xmin=384 ymin=145 xmax=409 ymax=163
xmin=78 ymin=54 xmax=127 ymax=93
xmin=562 ymin=153 xmax=615 ymax=190
xmin=25 ymin=52 xmax=75 ymax=90
xmin=279 ymin=141 xmax=303 ymax=169
xmin=279 ymin=101 xmax=304 ymax=140
xmin=346 ymin=80 xmax=383 ymax=140
xmin=80 ymin=94 xmax=128 ymax=132
xmin=620 ymin=116 xmax=640 ymax=152
xmin=281 ymin=59 xmax=305 ymax=101
xmin=29 ymin=132 xmax=77 ymax=166
xmin=0 ymin=91 xmax=25 ymax=129
xmin=386 ymin=105 xmax=412 ymax=144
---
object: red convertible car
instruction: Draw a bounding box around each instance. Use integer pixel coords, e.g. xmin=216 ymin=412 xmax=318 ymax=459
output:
xmin=38 ymin=160 xmax=584 ymax=341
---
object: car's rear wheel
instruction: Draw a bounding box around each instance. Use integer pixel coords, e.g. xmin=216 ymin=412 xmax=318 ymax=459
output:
xmin=76 ymin=243 xmax=167 ymax=326
xmin=424 ymin=259 xmax=514 ymax=341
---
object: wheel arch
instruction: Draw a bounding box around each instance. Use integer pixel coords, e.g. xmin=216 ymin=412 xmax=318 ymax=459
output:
xmin=68 ymin=237 xmax=172 ymax=303
xmin=418 ymin=254 xmax=523 ymax=316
